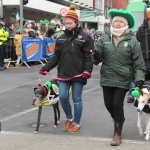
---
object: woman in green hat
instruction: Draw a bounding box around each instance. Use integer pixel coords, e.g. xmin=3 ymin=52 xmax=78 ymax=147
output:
xmin=92 ymin=9 xmax=146 ymax=146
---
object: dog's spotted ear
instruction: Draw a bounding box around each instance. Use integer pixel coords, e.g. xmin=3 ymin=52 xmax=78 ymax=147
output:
xmin=34 ymin=87 xmax=38 ymax=91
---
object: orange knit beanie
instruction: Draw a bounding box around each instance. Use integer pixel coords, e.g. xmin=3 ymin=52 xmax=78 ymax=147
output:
xmin=64 ymin=4 xmax=78 ymax=23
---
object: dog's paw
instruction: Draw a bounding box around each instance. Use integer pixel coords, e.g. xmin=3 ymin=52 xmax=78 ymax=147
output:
xmin=57 ymin=120 xmax=60 ymax=124
xmin=34 ymin=131 xmax=39 ymax=134
xmin=145 ymin=136 xmax=149 ymax=141
xmin=54 ymin=125 xmax=57 ymax=128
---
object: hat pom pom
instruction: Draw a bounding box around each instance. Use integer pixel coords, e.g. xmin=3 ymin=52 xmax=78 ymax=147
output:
xmin=70 ymin=4 xmax=76 ymax=10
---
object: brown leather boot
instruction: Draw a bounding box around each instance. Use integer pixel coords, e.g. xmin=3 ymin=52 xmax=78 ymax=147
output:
xmin=111 ymin=121 xmax=124 ymax=146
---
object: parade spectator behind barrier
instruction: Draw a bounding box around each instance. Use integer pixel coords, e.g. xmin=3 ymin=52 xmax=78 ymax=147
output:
xmin=39 ymin=4 xmax=94 ymax=133
xmin=60 ymin=24 xmax=65 ymax=34
xmin=21 ymin=28 xmax=29 ymax=37
xmin=95 ymin=31 xmax=105 ymax=42
xmin=55 ymin=24 xmax=65 ymax=38
xmin=39 ymin=19 xmax=49 ymax=40
xmin=84 ymin=28 xmax=90 ymax=35
xmin=5 ymin=23 xmax=15 ymax=61
xmin=14 ymin=29 xmax=22 ymax=67
xmin=9 ymin=13 xmax=19 ymax=34
xmin=49 ymin=18 xmax=56 ymax=29
xmin=90 ymin=28 xmax=96 ymax=39
xmin=0 ymin=17 xmax=9 ymax=70
xmin=47 ymin=28 xmax=55 ymax=39
xmin=35 ymin=21 xmax=41 ymax=36
xmin=27 ymin=22 xmax=37 ymax=38
xmin=92 ymin=9 xmax=146 ymax=146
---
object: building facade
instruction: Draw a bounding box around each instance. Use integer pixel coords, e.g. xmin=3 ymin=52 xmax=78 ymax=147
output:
xmin=104 ymin=0 xmax=129 ymax=32
xmin=3 ymin=0 xmax=105 ymax=31
xmin=112 ymin=0 xmax=128 ymax=9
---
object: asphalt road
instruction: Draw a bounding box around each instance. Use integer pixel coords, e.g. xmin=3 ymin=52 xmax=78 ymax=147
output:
xmin=0 ymin=64 xmax=150 ymax=150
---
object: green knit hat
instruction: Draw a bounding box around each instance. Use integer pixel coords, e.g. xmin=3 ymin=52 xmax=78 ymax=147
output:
xmin=41 ymin=19 xmax=49 ymax=25
xmin=108 ymin=9 xmax=136 ymax=29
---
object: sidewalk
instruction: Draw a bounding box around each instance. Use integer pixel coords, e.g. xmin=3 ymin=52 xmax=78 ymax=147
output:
xmin=0 ymin=131 xmax=150 ymax=150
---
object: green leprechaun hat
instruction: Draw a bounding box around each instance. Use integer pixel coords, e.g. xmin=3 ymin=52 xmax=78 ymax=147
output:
xmin=108 ymin=9 xmax=136 ymax=29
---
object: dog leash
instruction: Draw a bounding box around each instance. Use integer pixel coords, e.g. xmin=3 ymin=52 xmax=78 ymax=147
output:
xmin=38 ymin=71 xmax=91 ymax=81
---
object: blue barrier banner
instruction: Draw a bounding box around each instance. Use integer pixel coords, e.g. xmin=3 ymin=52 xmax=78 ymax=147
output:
xmin=43 ymin=37 xmax=57 ymax=58
xmin=22 ymin=37 xmax=43 ymax=61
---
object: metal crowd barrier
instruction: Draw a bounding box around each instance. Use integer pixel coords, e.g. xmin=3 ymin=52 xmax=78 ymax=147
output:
xmin=4 ymin=37 xmax=57 ymax=68
xmin=4 ymin=37 xmax=17 ymax=68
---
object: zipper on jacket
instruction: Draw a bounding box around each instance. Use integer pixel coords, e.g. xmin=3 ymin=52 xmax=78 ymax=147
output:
xmin=72 ymin=42 xmax=74 ymax=52
xmin=112 ymin=46 xmax=117 ymax=86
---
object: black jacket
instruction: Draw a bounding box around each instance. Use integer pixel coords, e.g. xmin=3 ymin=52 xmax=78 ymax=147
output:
xmin=41 ymin=25 xmax=94 ymax=84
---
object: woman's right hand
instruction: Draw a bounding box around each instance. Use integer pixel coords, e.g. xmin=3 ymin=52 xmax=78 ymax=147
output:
xmin=39 ymin=70 xmax=47 ymax=75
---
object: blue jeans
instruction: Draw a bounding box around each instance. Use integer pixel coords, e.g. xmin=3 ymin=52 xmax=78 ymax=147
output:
xmin=127 ymin=82 xmax=135 ymax=99
xmin=145 ymin=60 xmax=150 ymax=76
xmin=58 ymin=81 xmax=84 ymax=125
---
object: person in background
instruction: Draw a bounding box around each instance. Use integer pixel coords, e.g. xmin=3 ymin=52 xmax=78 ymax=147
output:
xmin=90 ymin=28 xmax=96 ymax=39
xmin=84 ymin=28 xmax=90 ymax=35
xmin=21 ymin=28 xmax=29 ymax=37
xmin=39 ymin=20 xmax=49 ymax=40
xmin=92 ymin=9 xmax=145 ymax=146
xmin=127 ymin=12 xmax=150 ymax=103
xmin=47 ymin=28 xmax=55 ymax=39
xmin=39 ymin=4 xmax=94 ymax=133
xmin=0 ymin=17 xmax=9 ymax=70
xmin=27 ymin=22 xmax=37 ymax=38
xmin=5 ymin=23 xmax=15 ymax=63
xmin=14 ymin=29 xmax=22 ymax=67
xmin=55 ymin=24 xmax=65 ymax=38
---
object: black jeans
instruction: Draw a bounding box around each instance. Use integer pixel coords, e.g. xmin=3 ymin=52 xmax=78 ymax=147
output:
xmin=0 ymin=44 xmax=5 ymax=67
xmin=102 ymin=86 xmax=128 ymax=122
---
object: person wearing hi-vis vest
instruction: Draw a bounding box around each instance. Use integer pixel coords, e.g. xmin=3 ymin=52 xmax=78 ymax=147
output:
xmin=0 ymin=17 xmax=9 ymax=70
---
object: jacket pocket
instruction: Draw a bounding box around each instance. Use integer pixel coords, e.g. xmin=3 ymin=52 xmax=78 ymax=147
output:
xmin=56 ymin=39 xmax=68 ymax=53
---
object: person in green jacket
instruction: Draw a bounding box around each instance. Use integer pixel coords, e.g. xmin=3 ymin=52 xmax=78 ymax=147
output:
xmin=92 ymin=9 xmax=146 ymax=146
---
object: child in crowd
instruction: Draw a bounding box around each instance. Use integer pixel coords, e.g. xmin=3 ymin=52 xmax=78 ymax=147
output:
xmin=13 ymin=29 xmax=22 ymax=67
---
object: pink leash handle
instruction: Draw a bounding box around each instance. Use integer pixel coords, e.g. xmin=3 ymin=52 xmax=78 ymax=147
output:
xmin=38 ymin=71 xmax=91 ymax=81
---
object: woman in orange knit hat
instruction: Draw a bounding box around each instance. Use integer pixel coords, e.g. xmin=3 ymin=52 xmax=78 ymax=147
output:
xmin=39 ymin=4 xmax=94 ymax=133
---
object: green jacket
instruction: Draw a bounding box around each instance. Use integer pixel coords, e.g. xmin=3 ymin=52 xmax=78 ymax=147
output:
xmin=92 ymin=32 xmax=146 ymax=89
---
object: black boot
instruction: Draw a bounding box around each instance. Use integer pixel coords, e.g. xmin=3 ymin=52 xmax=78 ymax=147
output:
xmin=111 ymin=120 xmax=124 ymax=146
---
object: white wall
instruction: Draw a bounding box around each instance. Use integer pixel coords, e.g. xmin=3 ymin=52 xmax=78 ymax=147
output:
xmin=3 ymin=0 xmax=80 ymax=17
xmin=3 ymin=0 xmax=20 ymax=5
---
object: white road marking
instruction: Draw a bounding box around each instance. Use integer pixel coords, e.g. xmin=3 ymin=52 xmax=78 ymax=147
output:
xmin=0 ymin=108 xmax=38 ymax=122
xmin=0 ymin=88 xmax=100 ymax=122
xmin=0 ymin=79 xmax=40 ymax=94
xmin=83 ymin=87 xmax=100 ymax=93
xmin=0 ymin=131 xmax=150 ymax=145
